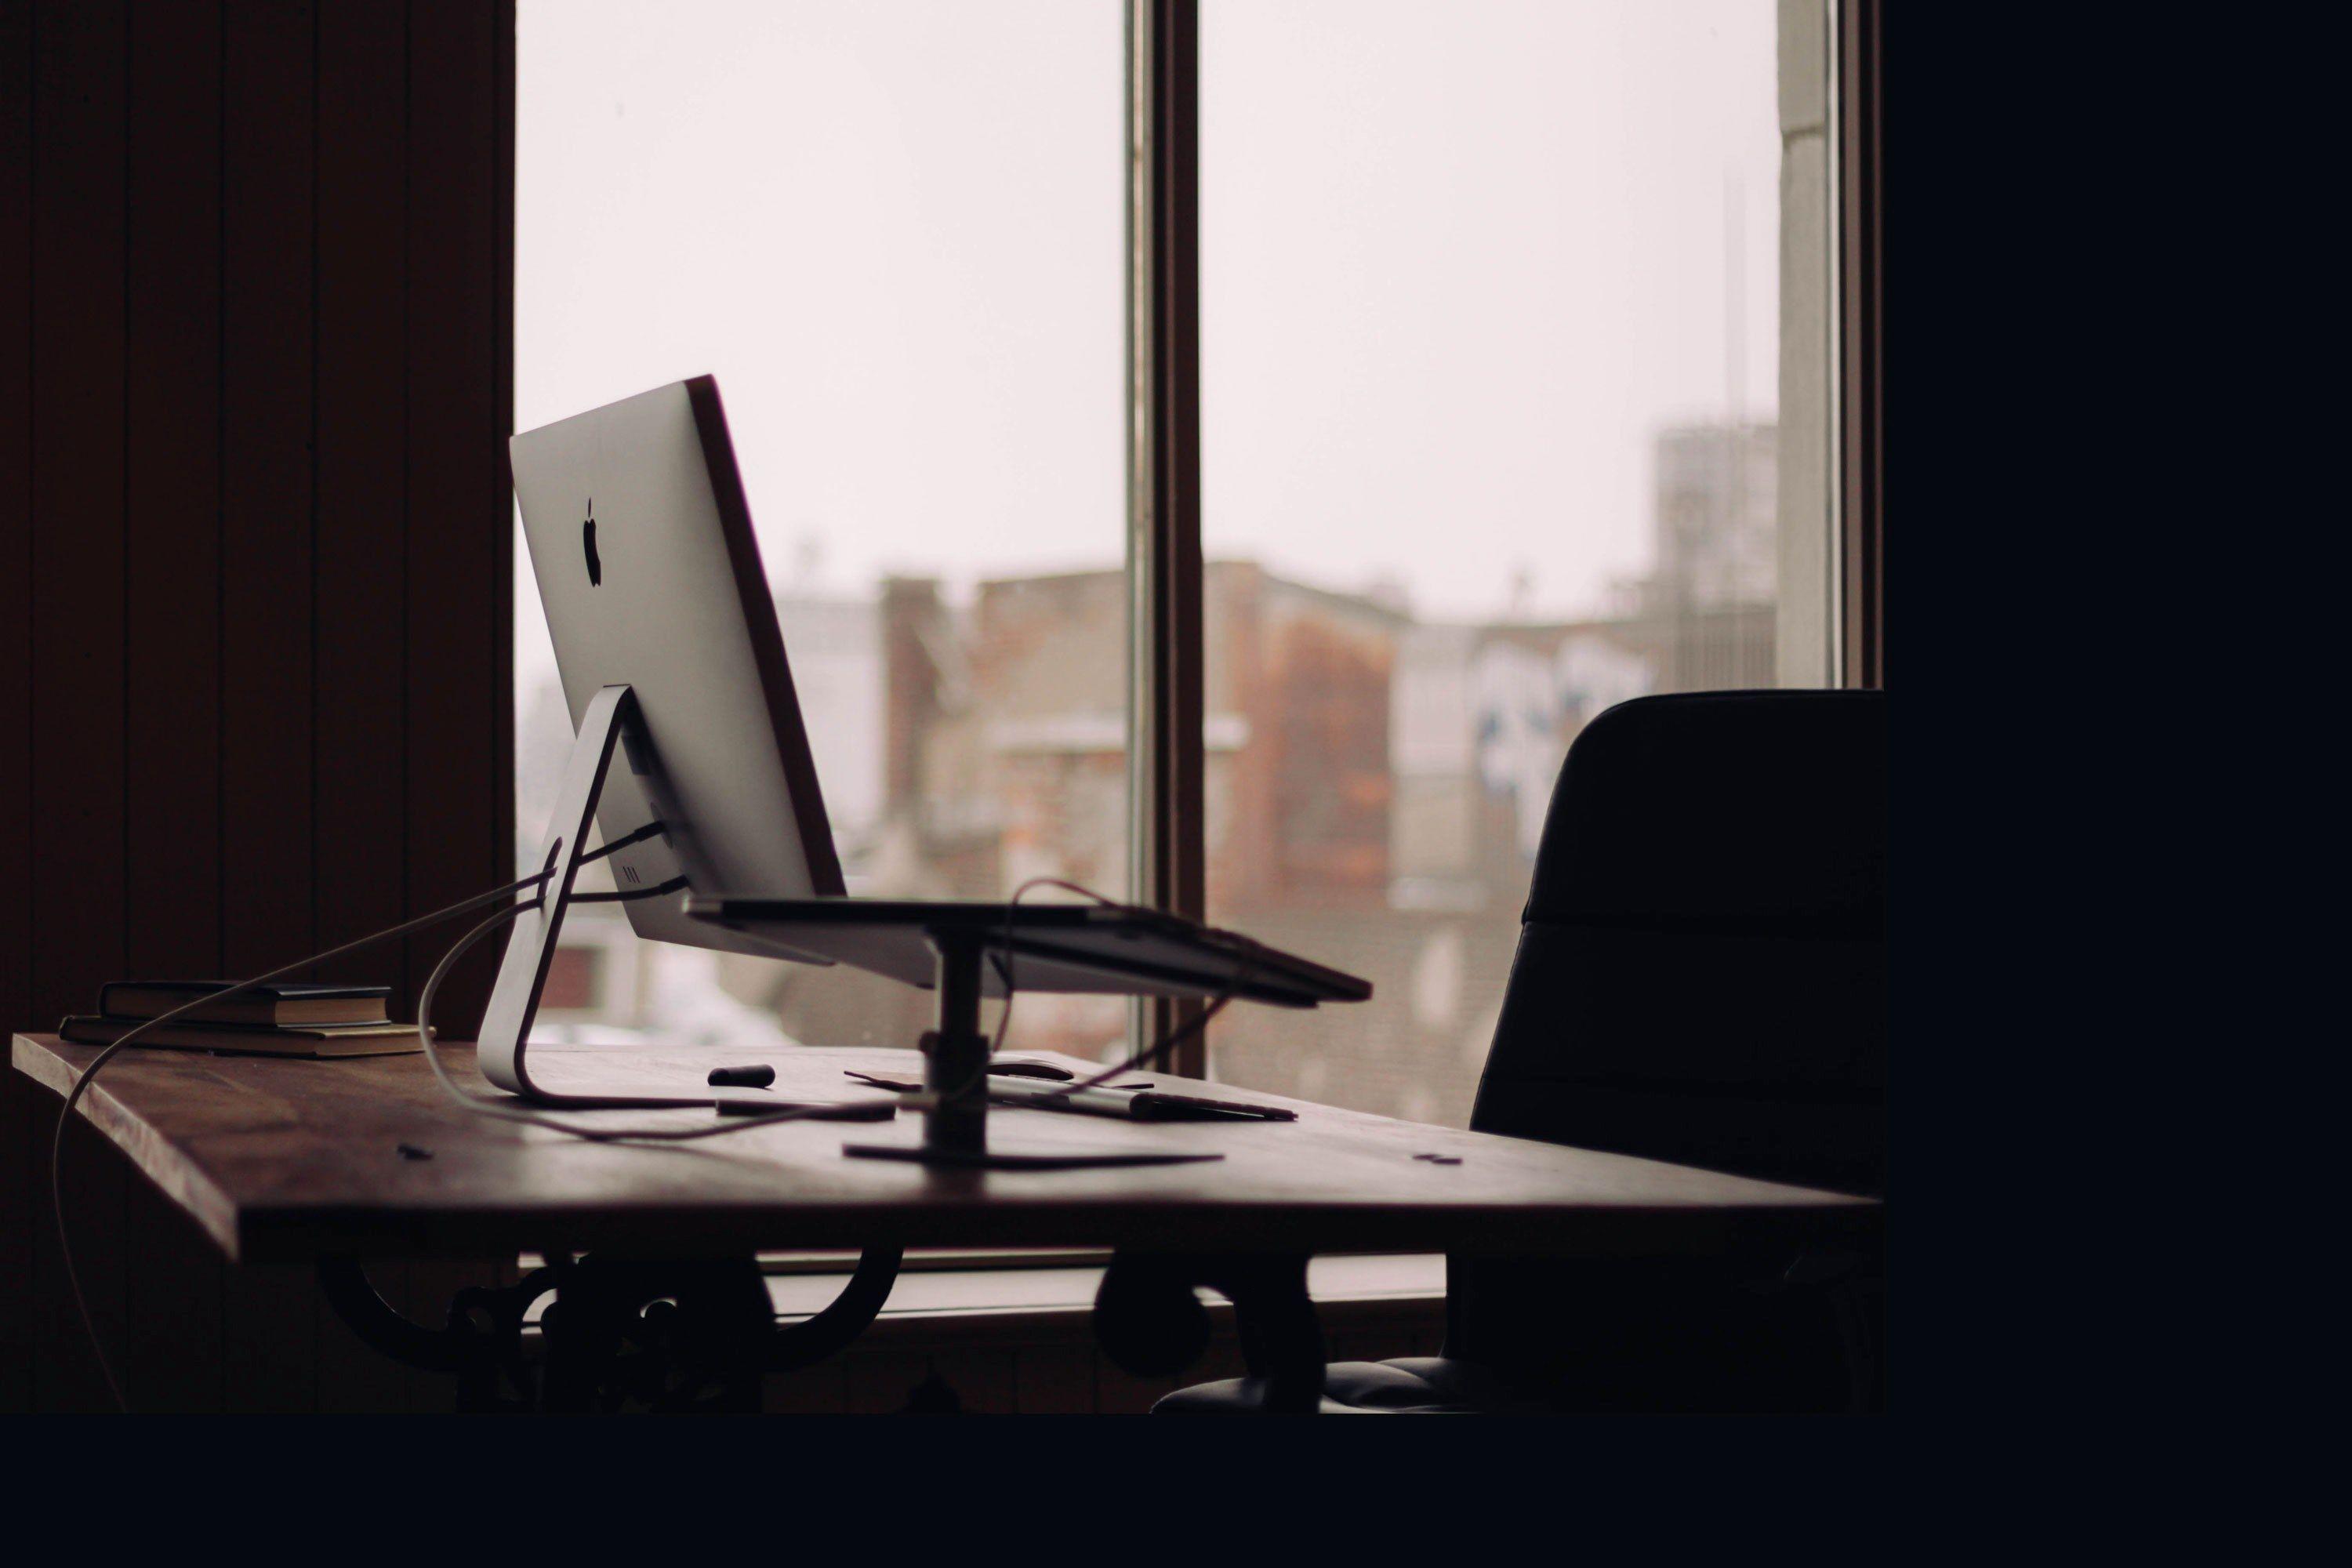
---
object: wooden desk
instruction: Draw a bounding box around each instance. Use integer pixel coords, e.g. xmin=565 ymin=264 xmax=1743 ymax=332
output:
xmin=12 ymin=1033 xmax=1877 ymax=1411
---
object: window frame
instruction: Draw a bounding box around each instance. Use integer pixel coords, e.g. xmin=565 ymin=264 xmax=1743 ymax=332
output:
xmin=1837 ymin=0 xmax=1886 ymax=689
xmin=1125 ymin=0 xmax=1208 ymax=1076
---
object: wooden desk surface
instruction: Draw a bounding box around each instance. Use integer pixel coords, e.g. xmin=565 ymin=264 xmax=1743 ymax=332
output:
xmin=13 ymin=1033 xmax=1875 ymax=1265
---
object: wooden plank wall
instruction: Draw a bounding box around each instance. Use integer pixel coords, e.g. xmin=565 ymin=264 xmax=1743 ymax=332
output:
xmin=0 ymin=0 xmax=515 ymax=1413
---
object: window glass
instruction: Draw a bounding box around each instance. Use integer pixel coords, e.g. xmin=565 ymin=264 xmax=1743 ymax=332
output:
xmin=1198 ymin=0 xmax=1830 ymax=1123
xmin=516 ymin=1 xmax=1835 ymax=1113
xmin=515 ymin=0 xmax=1126 ymax=1054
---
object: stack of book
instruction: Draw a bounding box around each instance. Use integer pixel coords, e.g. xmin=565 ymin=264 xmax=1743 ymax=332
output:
xmin=60 ymin=982 xmax=421 ymax=1058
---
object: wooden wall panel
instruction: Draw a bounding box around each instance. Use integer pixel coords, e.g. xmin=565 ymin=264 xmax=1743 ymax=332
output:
xmin=31 ymin=1107 xmax=126 ymax=1411
xmin=220 ymin=1262 xmax=319 ymax=1414
xmin=0 ymin=2 xmax=32 ymax=1419
xmin=1010 ymin=1345 xmax=1094 ymax=1414
xmin=1 ymin=0 xmax=33 ymax=1073
xmin=220 ymin=0 xmax=317 ymax=976
xmin=403 ymin=0 xmax=514 ymax=1036
xmin=314 ymin=0 xmax=419 ymax=1341
xmin=0 ymin=1075 xmax=34 ymax=1412
xmin=2 ymin=2 xmax=516 ymax=1412
xmin=315 ymin=1 xmax=410 ymax=988
xmin=27 ymin=0 xmax=129 ymax=1034
xmin=122 ymin=1172 xmax=226 ymax=1413
xmin=124 ymin=0 xmax=224 ymax=983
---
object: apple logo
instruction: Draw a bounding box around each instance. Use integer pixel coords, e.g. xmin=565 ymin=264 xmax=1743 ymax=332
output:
xmin=583 ymin=499 xmax=601 ymax=586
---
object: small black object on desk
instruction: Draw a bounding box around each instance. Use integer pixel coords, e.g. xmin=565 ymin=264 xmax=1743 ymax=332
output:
xmin=709 ymin=1085 xmax=896 ymax=1120
xmin=706 ymin=1063 xmax=776 ymax=1087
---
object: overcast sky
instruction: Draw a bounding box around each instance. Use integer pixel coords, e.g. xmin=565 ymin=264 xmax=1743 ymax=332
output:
xmin=515 ymin=0 xmax=1782 ymax=659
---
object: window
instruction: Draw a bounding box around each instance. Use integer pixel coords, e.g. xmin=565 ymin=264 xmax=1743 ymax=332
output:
xmin=514 ymin=0 xmax=1130 ymax=1058
xmin=1196 ymin=0 xmax=1837 ymax=1125
xmin=515 ymin=2 xmax=1840 ymax=1117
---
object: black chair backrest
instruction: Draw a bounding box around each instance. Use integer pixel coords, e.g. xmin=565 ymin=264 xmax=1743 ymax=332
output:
xmin=1468 ymin=688 xmax=1887 ymax=1195
xmin=1448 ymin=691 xmax=1886 ymax=1396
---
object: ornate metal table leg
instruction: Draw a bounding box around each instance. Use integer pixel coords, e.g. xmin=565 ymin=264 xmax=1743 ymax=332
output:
xmin=539 ymin=1256 xmax=774 ymax=1412
xmin=319 ymin=1245 xmax=902 ymax=1413
xmin=1094 ymin=1250 xmax=1327 ymax=1414
xmin=769 ymin=1245 xmax=903 ymax=1372
xmin=316 ymin=1258 xmax=550 ymax=1412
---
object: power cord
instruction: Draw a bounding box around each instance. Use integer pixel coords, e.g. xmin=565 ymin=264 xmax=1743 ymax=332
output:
xmin=49 ymin=865 xmax=563 ymax=1411
xmin=977 ymin=876 xmax=1257 ymax=1098
xmin=964 ymin=877 xmax=1117 ymax=1096
xmin=407 ymin=873 xmax=1252 ymax=1134
xmin=49 ymin=828 xmax=691 ymax=1409
xmin=408 ymin=898 xmax=902 ymax=1142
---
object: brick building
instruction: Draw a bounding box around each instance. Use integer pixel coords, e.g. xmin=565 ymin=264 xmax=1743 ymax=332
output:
xmin=532 ymin=420 xmax=1782 ymax=1125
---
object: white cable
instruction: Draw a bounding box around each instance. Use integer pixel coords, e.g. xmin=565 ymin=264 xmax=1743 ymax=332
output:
xmin=410 ymin=901 xmax=904 ymax=1143
xmin=49 ymin=866 xmax=561 ymax=1411
xmin=54 ymin=866 xmax=916 ymax=1411
xmin=971 ymin=876 xmax=1252 ymax=1098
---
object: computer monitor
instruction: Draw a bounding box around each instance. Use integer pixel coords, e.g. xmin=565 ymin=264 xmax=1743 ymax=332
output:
xmin=513 ymin=377 xmax=842 ymax=928
xmin=492 ymin=376 xmax=843 ymax=1102
xmin=495 ymin=376 xmax=1367 ymax=1138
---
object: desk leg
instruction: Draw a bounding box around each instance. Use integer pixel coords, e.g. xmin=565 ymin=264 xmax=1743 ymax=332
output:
xmin=769 ymin=1244 xmax=904 ymax=1373
xmin=1094 ymin=1250 xmax=1326 ymax=1414
xmin=318 ymin=1247 xmax=902 ymax=1413
xmin=1225 ymin=1254 xmax=1326 ymax=1414
xmin=316 ymin=1258 xmax=547 ymax=1412
xmin=535 ymin=1250 xmax=906 ymax=1412
xmin=538 ymin=1255 xmax=774 ymax=1413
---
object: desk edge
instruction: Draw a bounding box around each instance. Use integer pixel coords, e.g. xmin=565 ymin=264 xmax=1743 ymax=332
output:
xmin=13 ymin=1033 xmax=249 ymax=1262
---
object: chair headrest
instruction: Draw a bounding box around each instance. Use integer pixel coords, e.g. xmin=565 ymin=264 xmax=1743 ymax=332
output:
xmin=1524 ymin=690 xmax=1886 ymax=933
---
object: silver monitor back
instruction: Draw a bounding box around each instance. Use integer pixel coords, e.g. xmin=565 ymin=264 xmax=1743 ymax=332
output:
xmin=510 ymin=376 xmax=844 ymax=960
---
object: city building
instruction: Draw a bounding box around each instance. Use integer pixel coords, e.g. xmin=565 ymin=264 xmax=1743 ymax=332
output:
xmin=521 ymin=420 xmax=1782 ymax=1122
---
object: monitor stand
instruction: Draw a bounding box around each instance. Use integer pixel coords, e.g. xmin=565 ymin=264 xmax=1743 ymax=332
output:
xmin=839 ymin=926 xmax=1223 ymax=1171
xmin=481 ymin=683 xmax=1221 ymax=1167
xmin=477 ymin=684 xmax=718 ymax=1110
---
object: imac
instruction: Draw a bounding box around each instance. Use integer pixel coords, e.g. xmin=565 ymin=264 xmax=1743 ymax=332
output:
xmin=503 ymin=377 xmax=1368 ymax=1160
xmin=495 ymin=377 xmax=843 ymax=1108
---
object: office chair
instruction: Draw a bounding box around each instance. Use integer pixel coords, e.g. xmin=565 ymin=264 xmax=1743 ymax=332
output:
xmin=1155 ymin=690 xmax=1887 ymax=1414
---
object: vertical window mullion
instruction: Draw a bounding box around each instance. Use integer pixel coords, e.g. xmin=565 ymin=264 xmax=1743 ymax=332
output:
xmin=1125 ymin=0 xmax=1206 ymax=1075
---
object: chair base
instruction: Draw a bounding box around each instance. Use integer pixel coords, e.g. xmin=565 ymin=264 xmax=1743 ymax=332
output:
xmin=1152 ymin=1357 xmax=1527 ymax=1415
